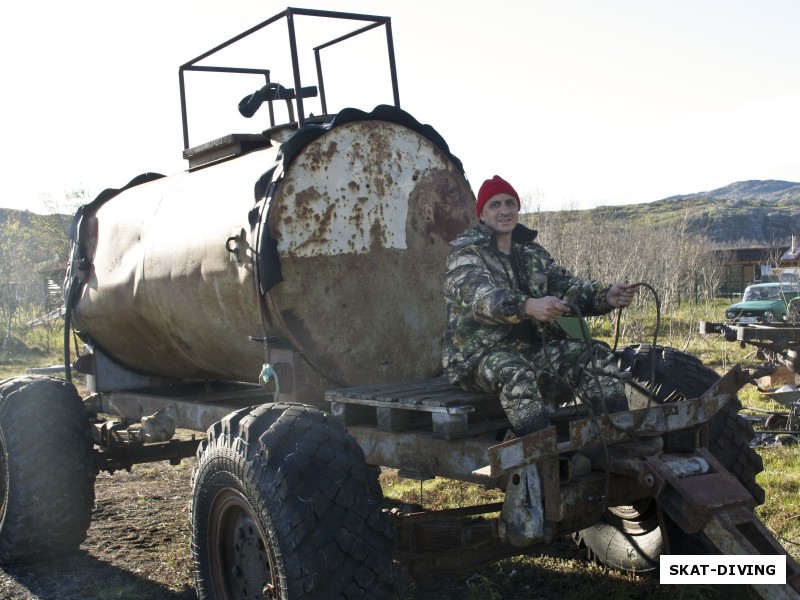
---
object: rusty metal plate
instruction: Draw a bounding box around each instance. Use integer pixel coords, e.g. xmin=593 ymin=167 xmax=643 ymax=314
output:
xmin=264 ymin=120 xmax=474 ymax=394
xmin=346 ymin=424 xmax=494 ymax=485
xmin=488 ymin=428 xmax=558 ymax=477
xmin=569 ymin=366 xmax=747 ymax=448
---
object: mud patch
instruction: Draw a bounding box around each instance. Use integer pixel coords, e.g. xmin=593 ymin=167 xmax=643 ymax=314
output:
xmin=0 ymin=460 xmax=197 ymax=600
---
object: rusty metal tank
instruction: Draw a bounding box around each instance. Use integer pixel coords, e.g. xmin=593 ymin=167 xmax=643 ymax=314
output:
xmin=68 ymin=107 xmax=474 ymax=402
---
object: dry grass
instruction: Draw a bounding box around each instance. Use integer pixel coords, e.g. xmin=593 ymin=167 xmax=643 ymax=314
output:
xmin=757 ymin=447 xmax=800 ymax=560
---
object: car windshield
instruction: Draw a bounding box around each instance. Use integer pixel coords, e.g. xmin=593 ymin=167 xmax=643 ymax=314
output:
xmin=742 ymin=285 xmax=797 ymax=301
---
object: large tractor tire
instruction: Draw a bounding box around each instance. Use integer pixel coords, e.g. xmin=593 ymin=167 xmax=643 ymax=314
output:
xmin=0 ymin=376 xmax=96 ymax=563
xmin=575 ymin=344 xmax=764 ymax=572
xmin=191 ymin=403 xmax=395 ymax=600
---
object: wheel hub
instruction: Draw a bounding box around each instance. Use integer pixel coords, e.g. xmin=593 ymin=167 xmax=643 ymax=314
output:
xmin=232 ymin=513 xmax=269 ymax=598
xmin=208 ymin=489 xmax=278 ymax=600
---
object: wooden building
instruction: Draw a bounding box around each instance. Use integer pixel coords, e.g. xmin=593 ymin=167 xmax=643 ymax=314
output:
xmin=716 ymin=239 xmax=800 ymax=297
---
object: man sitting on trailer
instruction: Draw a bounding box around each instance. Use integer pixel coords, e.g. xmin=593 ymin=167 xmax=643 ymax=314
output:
xmin=442 ymin=175 xmax=636 ymax=435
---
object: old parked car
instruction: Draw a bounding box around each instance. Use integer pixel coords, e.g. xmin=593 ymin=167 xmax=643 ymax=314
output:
xmin=725 ymin=281 xmax=800 ymax=323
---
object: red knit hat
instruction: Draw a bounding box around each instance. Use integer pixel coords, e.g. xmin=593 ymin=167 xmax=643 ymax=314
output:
xmin=476 ymin=175 xmax=520 ymax=217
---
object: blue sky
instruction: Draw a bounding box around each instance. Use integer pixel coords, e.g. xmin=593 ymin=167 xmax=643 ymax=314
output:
xmin=2 ymin=0 xmax=799 ymax=213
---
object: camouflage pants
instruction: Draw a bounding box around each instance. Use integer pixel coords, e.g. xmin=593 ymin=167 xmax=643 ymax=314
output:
xmin=470 ymin=339 xmax=628 ymax=435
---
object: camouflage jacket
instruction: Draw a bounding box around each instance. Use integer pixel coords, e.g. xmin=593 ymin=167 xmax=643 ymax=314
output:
xmin=442 ymin=223 xmax=614 ymax=383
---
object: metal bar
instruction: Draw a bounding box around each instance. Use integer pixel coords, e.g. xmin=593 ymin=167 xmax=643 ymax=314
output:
xmin=26 ymin=365 xmax=66 ymax=374
xmin=179 ymin=10 xmax=289 ymax=69
xmin=326 ymin=377 xmax=490 ymax=403
xmin=703 ymin=506 xmax=800 ymax=599
xmin=283 ymin=7 xmax=390 ymax=23
xmin=568 ymin=365 xmax=748 ymax=449
xmin=94 ymin=438 xmax=200 ymax=472
xmin=396 ymin=502 xmax=504 ymax=523
xmin=488 ymin=427 xmax=558 ymax=477
xmin=385 ymin=21 xmax=401 ymax=107
xmin=347 ymin=425 xmax=495 ymax=484
xmin=334 ymin=396 xmax=475 ymax=414
xmin=265 ymin=72 xmax=275 ymax=128
xmin=91 ymin=389 xmax=273 ymax=433
xmin=286 ymin=12 xmax=305 ymax=125
xmin=179 ymin=68 xmax=189 ymax=150
xmin=181 ymin=66 xmax=271 ymax=75
xmin=313 ymin=21 xmax=384 ymax=51
xmin=314 ymin=48 xmax=328 ymax=114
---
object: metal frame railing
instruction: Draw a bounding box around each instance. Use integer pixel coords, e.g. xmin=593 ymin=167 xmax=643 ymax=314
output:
xmin=178 ymin=7 xmax=400 ymax=151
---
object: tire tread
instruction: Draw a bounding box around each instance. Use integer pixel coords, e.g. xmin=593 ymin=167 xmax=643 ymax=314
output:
xmin=192 ymin=402 xmax=395 ymax=599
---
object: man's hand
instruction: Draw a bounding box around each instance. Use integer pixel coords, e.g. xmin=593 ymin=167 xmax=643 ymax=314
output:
xmin=607 ymin=283 xmax=636 ymax=309
xmin=525 ymin=296 xmax=571 ymax=323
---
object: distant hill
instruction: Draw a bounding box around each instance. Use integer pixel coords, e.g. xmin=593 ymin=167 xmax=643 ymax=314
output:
xmin=664 ymin=180 xmax=800 ymax=204
xmin=582 ymin=180 xmax=800 ymax=246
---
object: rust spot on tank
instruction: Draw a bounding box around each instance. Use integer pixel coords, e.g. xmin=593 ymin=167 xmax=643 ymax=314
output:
xmin=302 ymin=140 xmax=338 ymax=172
xmin=294 ymin=187 xmax=322 ymax=220
xmin=349 ymin=201 xmax=365 ymax=231
xmin=407 ymin=167 xmax=473 ymax=246
xmin=369 ymin=217 xmax=387 ymax=251
xmin=317 ymin=202 xmax=337 ymax=236
xmin=349 ymin=141 xmax=364 ymax=165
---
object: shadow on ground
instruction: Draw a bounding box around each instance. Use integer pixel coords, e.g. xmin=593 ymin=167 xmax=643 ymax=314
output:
xmin=0 ymin=550 xmax=196 ymax=600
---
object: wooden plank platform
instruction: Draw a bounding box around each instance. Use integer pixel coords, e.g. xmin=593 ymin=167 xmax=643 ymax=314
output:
xmin=326 ymin=376 xmax=493 ymax=404
xmin=325 ymin=376 xmax=504 ymax=439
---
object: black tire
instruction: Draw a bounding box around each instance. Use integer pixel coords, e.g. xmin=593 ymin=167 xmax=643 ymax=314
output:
xmin=191 ymin=402 xmax=395 ymax=600
xmin=0 ymin=376 xmax=96 ymax=564
xmin=575 ymin=344 xmax=764 ymax=572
